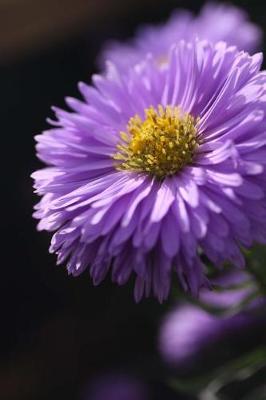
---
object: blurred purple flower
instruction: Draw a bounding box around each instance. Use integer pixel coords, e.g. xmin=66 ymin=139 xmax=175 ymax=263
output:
xmin=83 ymin=375 xmax=148 ymax=400
xmin=100 ymin=2 xmax=262 ymax=72
xmin=32 ymin=40 xmax=266 ymax=301
xmin=159 ymin=272 xmax=266 ymax=365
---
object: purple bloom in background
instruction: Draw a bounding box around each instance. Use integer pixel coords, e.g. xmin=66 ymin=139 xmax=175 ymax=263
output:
xmin=159 ymin=272 xmax=266 ymax=366
xmin=32 ymin=39 xmax=266 ymax=301
xmin=100 ymin=2 xmax=262 ymax=72
xmin=82 ymin=375 xmax=148 ymax=400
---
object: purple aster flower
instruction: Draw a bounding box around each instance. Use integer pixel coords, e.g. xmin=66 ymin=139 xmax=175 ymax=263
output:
xmin=158 ymin=272 xmax=266 ymax=366
xmin=100 ymin=2 xmax=262 ymax=73
xmin=82 ymin=375 xmax=148 ymax=400
xmin=32 ymin=39 xmax=266 ymax=302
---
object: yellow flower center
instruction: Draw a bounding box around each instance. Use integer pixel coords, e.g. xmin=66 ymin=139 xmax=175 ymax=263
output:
xmin=114 ymin=105 xmax=199 ymax=179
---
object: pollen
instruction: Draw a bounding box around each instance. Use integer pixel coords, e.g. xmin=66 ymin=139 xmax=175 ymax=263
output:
xmin=113 ymin=105 xmax=199 ymax=179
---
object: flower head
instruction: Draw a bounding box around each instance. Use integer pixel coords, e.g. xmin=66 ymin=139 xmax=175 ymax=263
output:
xmin=33 ymin=40 xmax=266 ymax=302
xmin=100 ymin=2 xmax=262 ymax=72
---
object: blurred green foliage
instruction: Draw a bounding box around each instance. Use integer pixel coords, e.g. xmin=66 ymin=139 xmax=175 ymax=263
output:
xmin=169 ymin=245 xmax=266 ymax=399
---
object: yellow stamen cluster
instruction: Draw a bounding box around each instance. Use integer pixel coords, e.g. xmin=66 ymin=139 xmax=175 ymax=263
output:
xmin=114 ymin=105 xmax=198 ymax=179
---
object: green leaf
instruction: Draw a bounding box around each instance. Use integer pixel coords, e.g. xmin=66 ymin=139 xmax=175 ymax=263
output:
xmin=246 ymin=245 xmax=266 ymax=294
xmin=169 ymin=347 xmax=266 ymax=398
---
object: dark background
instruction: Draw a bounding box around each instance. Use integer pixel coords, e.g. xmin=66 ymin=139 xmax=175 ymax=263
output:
xmin=1 ymin=1 xmax=266 ymax=399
